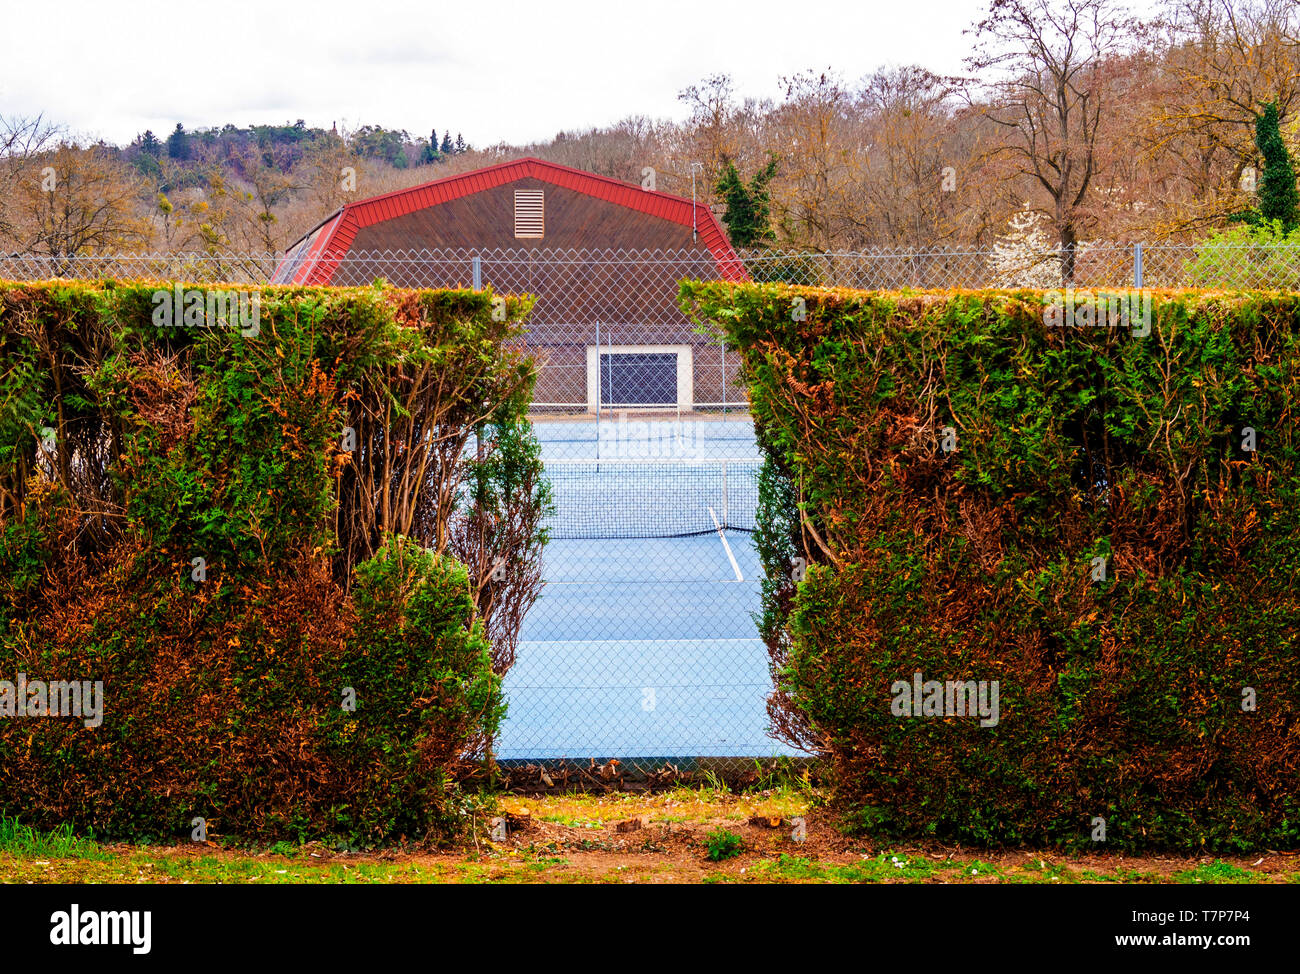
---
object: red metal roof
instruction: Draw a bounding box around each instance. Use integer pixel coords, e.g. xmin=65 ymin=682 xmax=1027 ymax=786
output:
xmin=278 ymin=157 xmax=748 ymax=284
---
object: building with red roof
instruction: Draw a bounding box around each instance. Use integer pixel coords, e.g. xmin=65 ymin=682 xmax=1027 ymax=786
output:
xmin=275 ymin=157 xmax=748 ymax=411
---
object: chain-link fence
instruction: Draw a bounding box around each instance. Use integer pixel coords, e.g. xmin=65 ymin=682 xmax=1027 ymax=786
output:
xmin=4 ymin=241 xmax=1296 ymax=774
xmin=7 ymin=239 xmax=1300 ymax=289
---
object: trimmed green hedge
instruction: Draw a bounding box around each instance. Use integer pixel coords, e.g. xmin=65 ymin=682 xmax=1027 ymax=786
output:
xmin=0 ymin=280 xmax=537 ymax=845
xmin=683 ymin=283 xmax=1300 ymax=851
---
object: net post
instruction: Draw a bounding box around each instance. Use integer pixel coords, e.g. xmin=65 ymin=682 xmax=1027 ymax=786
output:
xmin=604 ymin=328 xmax=613 ymax=468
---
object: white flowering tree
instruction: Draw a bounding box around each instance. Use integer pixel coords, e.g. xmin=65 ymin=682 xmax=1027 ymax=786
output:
xmin=987 ymin=204 xmax=1074 ymax=287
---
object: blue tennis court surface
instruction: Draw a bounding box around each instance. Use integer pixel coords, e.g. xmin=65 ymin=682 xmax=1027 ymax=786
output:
xmin=494 ymin=414 xmax=808 ymax=761
xmin=497 ymin=512 xmax=806 ymax=761
xmin=497 ymin=636 xmax=781 ymax=760
xmin=533 ymin=417 xmax=760 ymax=462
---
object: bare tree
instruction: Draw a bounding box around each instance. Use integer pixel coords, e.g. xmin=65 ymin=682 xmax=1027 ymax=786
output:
xmin=1147 ymin=0 xmax=1300 ymax=232
xmin=292 ymin=130 xmax=362 ymax=219
xmin=855 ymin=65 xmax=965 ymax=248
xmin=677 ymin=73 xmax=742 ymax=183
xmin=967 ymin=0 xmax=1140 ymax=281
xmin=228 ymin=145 xmax=299 ymax=252
xmin=769 ymin=70 xmax=858 ymax=251
xmin=0 ymin=114 xmax=61 ymax=247
xmin=13 ymin=141 xmax=149 ymax=266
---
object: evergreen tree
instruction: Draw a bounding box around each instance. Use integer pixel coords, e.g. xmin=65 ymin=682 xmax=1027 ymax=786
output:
xmin=455 ymin=133 xmax=466 ymax=154
xmin=440 ymin=132 xmax=454 ymax=155
xmin=139 ymin=129 xmax=163 ymax=157
xmin=132 ymin=152 xmax=163 ymax=183
xmin=714 ymin=154 xmax=778 ymax=247
xmin=1255 ymin=102 xmax=1300 ymax=232
xmin=165 ymin=123 xmax=191 ymax=161
xmin=351 ymin=125 xmax=411 ymax=166
xmin=421 ymin=128 xmax=441 ymax=164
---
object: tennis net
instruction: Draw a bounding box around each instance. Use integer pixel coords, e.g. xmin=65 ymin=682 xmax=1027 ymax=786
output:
xmin=542 ymin=458 xmax=762 ymax=539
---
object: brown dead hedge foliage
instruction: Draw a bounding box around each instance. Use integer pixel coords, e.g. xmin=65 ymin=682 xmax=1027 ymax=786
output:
xmin=683 ymin=282 xmax=1300 ymax=851
xmin=0 ymin=280 xmax=546 ymax=845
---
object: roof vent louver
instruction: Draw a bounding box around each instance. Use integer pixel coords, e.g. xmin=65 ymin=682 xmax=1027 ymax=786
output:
xmin=514 ymin=189 xmax=544 ymax=238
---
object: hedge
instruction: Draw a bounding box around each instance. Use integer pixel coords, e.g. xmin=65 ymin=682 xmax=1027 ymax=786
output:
xmin=0 ymin=279 xmax=540 ymax=845
xmin=682 ymin=282 xmax=1300 ymax=851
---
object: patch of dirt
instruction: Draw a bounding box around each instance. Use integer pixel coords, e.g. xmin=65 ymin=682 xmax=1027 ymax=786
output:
xmin=477 ymin=808 xmax=1297 ymax=882
xmin=84 ymin=800 xmax=1300 ymax=884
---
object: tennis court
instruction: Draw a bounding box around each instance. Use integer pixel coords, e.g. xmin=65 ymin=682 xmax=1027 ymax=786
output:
xmin=496 ymin=416 xmax=806 ymax=762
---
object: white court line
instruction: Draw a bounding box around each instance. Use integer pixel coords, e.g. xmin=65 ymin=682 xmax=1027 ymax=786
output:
xmin=709 ymin=506 xmax=744 ymax=582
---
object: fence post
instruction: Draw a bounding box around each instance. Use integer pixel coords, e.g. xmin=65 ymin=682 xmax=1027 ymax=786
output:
xmin=1133 ymin=243 xmax=1144 ymax=289
xmin=595 ymin=320 xmax=601 ymax=460
xmin=472 ymin=255 xmax=482 ymax=290
xmin=721 ymin=342 xmax=727 ymax=422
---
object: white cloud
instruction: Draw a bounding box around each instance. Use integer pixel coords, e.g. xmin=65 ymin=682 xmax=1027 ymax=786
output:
xmin=0 ymin=0 xmax=995 ymax=146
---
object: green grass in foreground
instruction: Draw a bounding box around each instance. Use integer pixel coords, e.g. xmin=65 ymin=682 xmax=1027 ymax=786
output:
xmin=1 ymin=788 xmax=1294 ymax=884
xmin=0 ymin=816 xmax=112 ymax=861
xmin=1 ymin=842 xmax=1287 ymax=886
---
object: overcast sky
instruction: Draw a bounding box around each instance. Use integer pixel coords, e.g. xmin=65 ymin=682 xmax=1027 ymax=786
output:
xmin=0 ymin=0 xmax=1138 ymax=147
